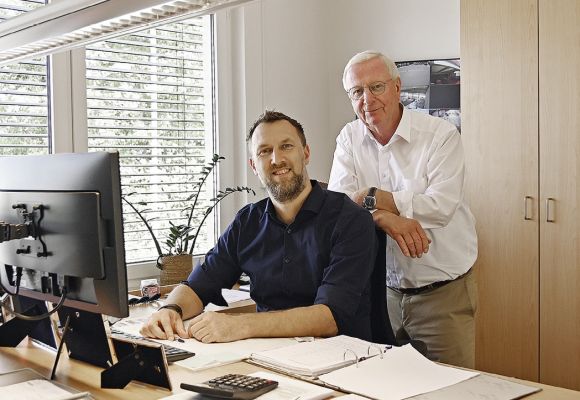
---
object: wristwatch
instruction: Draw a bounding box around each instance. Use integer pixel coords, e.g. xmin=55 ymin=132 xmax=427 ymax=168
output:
xmin=157 ymin=303 xmax=183 ymax=318
xmin=362 ymin=187 xmax=378 ymax=210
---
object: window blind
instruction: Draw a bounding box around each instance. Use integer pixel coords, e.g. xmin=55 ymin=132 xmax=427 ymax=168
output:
xmin=0 ymin=0 xmax=252 ymax=67
xmin=86 ymin=16 xmax=215 ymax=264
xmin=0 ymin=0 xmax=49 ymax=156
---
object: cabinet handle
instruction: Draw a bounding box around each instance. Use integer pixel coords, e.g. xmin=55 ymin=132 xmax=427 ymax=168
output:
xmin=524 ymin=196 xmax=533 ymax=220
xmin=546 ymin=197 xmax=556 ymax=223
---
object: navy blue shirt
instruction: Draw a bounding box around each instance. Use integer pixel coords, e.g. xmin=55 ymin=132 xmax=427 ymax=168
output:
xmin=186 ymin=180 xmax=377 ymax=340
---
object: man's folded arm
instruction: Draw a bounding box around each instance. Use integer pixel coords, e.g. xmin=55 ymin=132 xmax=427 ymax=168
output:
xmin=186 ymin=304 xmax=338 ymax=343
xmin=230 ymin=304 xmax=338 ymax=338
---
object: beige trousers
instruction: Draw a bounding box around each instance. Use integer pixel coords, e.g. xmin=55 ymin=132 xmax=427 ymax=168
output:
xmin=387 ymin=269 xmax=478 ymax=368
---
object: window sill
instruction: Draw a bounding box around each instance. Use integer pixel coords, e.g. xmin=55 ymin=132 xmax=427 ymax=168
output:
xmin=126 ymin=256 xmax=204 ymax=291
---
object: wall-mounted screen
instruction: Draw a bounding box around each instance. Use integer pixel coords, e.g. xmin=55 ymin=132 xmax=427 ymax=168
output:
xmin=396 ymin=59 xmax=461 ymax=131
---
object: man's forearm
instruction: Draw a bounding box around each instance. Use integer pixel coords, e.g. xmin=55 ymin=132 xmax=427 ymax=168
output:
xmin=164 ymin=284 xmax=204 ymax=319
xmin=240 ymin=304 xmax=338 ymax=339
xmin=376 ymin=189 xmax=399 ymax=215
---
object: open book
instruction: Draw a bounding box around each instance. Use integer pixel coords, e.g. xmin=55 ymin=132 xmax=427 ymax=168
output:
xmin=250 ymin=335 xmax=388 ymax=377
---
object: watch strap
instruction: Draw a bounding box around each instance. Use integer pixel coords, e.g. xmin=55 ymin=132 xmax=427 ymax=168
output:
xmin=367 ymin=186 xmax=377 ymax=197
xmin=157 ymin=303 xmax=183 ymax=318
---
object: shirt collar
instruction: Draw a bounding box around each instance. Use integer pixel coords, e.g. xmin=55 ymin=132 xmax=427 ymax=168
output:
xmin=263 ymin=179 xmax=325 ymax=224
xmin=363 ymin=104 xmax=411 ymax=146
xmin=392 ymin=105 xmax=411 ymax=143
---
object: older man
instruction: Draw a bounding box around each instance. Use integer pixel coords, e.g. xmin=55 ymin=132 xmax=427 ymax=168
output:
xmin=141 ymin=110 xmax=377 ymax=343
xmin=329 ymin=51 xmax=478 ymax=368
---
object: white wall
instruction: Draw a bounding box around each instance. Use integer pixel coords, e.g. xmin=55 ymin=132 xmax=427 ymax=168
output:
xmin=217 ymin=0 xmax=460 ymax=229
xmin=325 ymin=0 xmax=460 ymax=157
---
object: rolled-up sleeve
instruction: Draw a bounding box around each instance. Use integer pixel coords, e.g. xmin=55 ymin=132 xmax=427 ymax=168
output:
xmin=314 ymin=204 xmax=376 ymax=336
xmin=186 ymin=215 xmax=243 ymax=307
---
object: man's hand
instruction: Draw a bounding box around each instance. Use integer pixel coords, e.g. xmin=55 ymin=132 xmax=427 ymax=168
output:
xmin=188 ymin=311 xmax=247 ymax=343
xmin=140 ymin=308 xmax=188 ymax=341
xmin=373 ymin=210 xmax=431 ymax=258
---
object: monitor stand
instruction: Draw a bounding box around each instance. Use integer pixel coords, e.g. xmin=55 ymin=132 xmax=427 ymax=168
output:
xmin=51 ymin=306 xmax=113 ymax=379
xmin=54 ymin=306 xmax=113 ymax=369
xmin=0 ymin=303 xmax=43 ymax=347
xmin=102 ymin=336 xmax=171 ymax=390
xmin=12 ymin=296 xmax=57 ymax=349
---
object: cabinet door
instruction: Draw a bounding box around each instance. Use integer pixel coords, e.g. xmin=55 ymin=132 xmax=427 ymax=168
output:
xmin=461 ymin=0 xmax=539 ymax=381
xmin=539 ymin=0 xmax=580 ymax=390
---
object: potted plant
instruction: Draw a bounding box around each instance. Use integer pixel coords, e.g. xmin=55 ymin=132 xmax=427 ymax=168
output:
xmin=123 ymin=154 xmax=254 ymax=285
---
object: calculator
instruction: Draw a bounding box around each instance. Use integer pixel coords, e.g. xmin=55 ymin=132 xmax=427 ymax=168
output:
xmin=180 ymin=373 xmax=278 ymax=400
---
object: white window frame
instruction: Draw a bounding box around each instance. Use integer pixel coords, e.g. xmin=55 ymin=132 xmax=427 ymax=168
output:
xmin=48 ymin=14 xmax=231 ymax=289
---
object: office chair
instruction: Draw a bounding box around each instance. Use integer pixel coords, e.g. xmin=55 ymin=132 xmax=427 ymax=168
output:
xmin=370 ymin=228 xmax=397 ymax=345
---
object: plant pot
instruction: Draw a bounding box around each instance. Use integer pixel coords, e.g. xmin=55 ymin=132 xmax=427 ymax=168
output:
xmin=158 ymin=254 xmax=193 ymax=286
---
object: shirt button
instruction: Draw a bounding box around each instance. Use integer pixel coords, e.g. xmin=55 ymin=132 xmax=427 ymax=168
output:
xmin=283 ymin=257 xmax=291 ymax=264
xmin=286 ymin=228 xmax=292 ymax=234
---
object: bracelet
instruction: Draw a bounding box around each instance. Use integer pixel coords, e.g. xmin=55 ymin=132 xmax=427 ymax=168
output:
xmin=157 ymin=303 xmax=183 ymax=318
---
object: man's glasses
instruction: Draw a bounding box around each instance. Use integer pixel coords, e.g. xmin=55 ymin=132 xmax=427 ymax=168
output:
xmin=346 ymin=80 xmax=392 ymax=100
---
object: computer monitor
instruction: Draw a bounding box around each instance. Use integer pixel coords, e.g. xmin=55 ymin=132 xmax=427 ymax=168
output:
xmin=0 ymin=151 xmax=128 ymax=319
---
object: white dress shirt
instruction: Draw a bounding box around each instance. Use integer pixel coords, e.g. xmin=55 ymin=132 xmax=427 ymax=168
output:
xmin=329 ymin=107 xmax=477 ymax=288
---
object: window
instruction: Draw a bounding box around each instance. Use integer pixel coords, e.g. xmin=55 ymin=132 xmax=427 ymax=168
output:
xmin=86 ymin=16 xmax=215 ymax=264
xmin=0 ymin=0 xmax=49 ymax=156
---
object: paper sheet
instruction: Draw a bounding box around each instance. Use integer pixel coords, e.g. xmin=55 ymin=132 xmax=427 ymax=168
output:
xmin=113 ymin=316 xmax=294 ymax=371
xmin=319 ymin=344 xmax=478 ymax=400
xmin=407 ymin=373 xmax=541 ymax=400
xmin=205 ymin=289 xmax=255 ymax=312
xmin=220 ymin=288 xmax=251 ymax=303
xmin=0 ymin=379 xmax=87 ymax=400
xmin=249 ymin=371 xmax=333 ymax=400
xmin=158 ymin=371 xmax=332 ymax=400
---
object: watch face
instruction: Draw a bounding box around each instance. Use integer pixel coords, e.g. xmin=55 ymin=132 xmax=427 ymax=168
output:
xmin=363 ymin=196 xmax=376 ymax=210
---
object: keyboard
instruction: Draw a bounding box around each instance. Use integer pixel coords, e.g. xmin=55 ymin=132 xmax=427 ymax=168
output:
xmin=110 ymin=329 xmax=195 ymax=363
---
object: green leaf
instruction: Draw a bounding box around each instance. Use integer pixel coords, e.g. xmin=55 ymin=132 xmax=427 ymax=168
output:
xmin=125 ymin=153 xmax=254 ymax=256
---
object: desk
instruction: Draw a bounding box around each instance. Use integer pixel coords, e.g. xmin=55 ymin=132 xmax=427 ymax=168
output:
xmin=0 ymin=339 xmax=272 ymax=400
xmin=1 ymin=340 xmax=580 ymax=400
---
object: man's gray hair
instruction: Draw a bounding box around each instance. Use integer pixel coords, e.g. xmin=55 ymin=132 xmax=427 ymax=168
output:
xmin=342 ymin=50 xmax=400 ymax=90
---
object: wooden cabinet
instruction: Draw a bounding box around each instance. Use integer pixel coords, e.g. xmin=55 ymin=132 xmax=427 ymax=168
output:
xmin=461 ymin=0 xmax=580 ymax=390
xmin=538 ymin=0 xmax=580 ymax=390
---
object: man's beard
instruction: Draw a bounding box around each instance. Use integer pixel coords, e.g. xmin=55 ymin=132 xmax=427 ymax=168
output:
xmin=265 ymin=170 xmax=306 ymax=203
